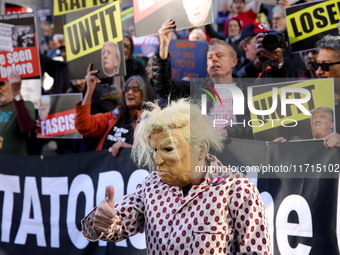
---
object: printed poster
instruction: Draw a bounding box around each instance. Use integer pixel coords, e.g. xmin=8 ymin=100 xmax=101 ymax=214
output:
xmin=63 ymin=1 xmax=126 ymax=80
xmin=132 ymin=34 xmax=159 ymax=57
xmin=134 ymin=0 xmax=214 ymax=37
xmin=168 ymin=39 xmax=208 ymax=80
xmin=36 ymin=94 xmax=82 ymax=139
xmin=0 ymin=12 xmax=41 ymax=81
xmin=286 ymin=0 xmax=340 ymax=53
xmin=249 ymin=79 xmax=335 ymax=141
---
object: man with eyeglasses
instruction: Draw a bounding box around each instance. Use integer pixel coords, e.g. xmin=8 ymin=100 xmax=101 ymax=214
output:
xmin=0 ymin=70 xmax=35 ymax=155
xmin=313 ymin=35 xmax=340 ymax=148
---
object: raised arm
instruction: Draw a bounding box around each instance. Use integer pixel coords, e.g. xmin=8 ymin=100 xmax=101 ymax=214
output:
xmin=9 ymin=70 xmax=35 ymax=133
xmin=152 ymin=20 xmax=190 ymax=100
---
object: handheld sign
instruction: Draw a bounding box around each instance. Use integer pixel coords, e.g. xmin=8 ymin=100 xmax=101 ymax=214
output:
xmin=286 ymin=0 xmax=340 ymax=53
xmin=132 ymin=34 xmax=159 ymax=57
xmin=249 ymin=79 xmax=334 ymax=141
xmin=63 ymin=1 xmax=126 ymax=80
xmin=134 ymin=0 xmax=214 ymax=37
xmin=37 ymin=94 xmax=82 ymax=139
xmin=54 ymin=0 xmax=115 ymax=16
xmin=0 ymin=13 xmax=41 ymax=81
xmin=168 ymin=40 xmax=208 ymax=80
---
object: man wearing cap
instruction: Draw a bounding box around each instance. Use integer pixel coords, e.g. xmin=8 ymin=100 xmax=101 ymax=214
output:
xmin=234 ymin=22 xmax=289 ymax=80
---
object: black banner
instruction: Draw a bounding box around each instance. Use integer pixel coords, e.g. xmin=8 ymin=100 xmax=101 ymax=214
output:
xmin=1 ymin=140 xmax=340 ymax=254
xmin=0 ymin=149 xmax=148 ymax=255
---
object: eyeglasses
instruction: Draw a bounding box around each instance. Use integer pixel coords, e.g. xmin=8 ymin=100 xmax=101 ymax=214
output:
xmin=311 ymin=61 xmax=340 ymax=71
xmin=124 ymin=86 xmax=141 ymax=93
xmin=272 ymin=17 xmax=284 ymax=21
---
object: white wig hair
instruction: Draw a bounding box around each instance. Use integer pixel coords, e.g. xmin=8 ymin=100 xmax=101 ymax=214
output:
xmin=132 ymin=98 xmax=224 ymax=172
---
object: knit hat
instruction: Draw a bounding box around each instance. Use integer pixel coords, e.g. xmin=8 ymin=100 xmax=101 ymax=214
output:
xmin=239 ymin=22 xmax=269 ymax=41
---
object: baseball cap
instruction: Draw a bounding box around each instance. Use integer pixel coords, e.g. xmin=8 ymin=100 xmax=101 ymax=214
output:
xmin=239 ymin=22 xmax=269 ymax=41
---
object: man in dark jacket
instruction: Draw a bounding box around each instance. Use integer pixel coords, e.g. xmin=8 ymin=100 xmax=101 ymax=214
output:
xmin=152 ymin=20 xmax=253 ymax=139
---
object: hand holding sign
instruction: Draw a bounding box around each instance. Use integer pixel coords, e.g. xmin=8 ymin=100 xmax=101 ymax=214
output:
xmin=109 ymin=140 xmax=132 ymax=157
xmin=8 ymin=70 xmax=22 ymax=97
xmin=324 ymin=132 xmax=340 ymax=149
xmin=158 ymin=20 xmax=176 ymax=59
xmin=93 ymin=185 xmax=117 ymax=236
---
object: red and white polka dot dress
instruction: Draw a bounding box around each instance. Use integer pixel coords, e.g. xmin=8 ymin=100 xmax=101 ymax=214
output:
xmin=82 ymin=155 xmax=272 ymax=255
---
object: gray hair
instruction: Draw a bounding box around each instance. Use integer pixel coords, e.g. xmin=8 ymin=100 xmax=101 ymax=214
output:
xmin=40 ymin=95 xmax=51 ymax=106
xmin=316 ymin=35 xmax=340 ymax=59
xmin=210 ymin=38 xmax=237 ymax=59
xmin=53 ymin=34 xmax=64 ymax=44
xmin=238 ymin=35 xmax=254 ymax=51
xmin=272 ymin=6 xmax=285 ymax=18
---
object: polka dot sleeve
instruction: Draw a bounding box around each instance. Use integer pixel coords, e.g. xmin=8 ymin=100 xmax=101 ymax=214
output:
xmin=226 ymin=177 xmax=272 ymax=255
xmin=100 ymin=175 xmax=148 ymax=242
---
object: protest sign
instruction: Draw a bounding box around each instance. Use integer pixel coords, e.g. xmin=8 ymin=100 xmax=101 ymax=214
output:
xmin=21 ymin=79 xmax=41 ymax=109
xmin=134 ymin=0 xmax=214 ymax=37
xmin=54 ymin=0 xmax=115 ymax=16
xmin=36 ymin=94 xmax=82 ymax=139
xmin=286 ymin=0 xmax=340 ymax=53
xmin=0 ymin=149 xmax=147 ymax=255
xmin=132 ymin=34 xmax=159 ymax=57
xmin=121 ymin=5 xmax=134 ymax=21
xmin=259 ymin=0 xmax=298 ymax=5
xmin=36 ymin=9 xmax=53 ymax=24
xmin=168 ymin=40 xmax=208 ymax=80
xmin=53 ymin=0 xmax=116 ymax=34
xmin=4 ymin=3 xmax=32 ymax=15
xmin=249 ymin=79 xmax=334 ymax=141
xmin=1 ymin=141 xmax=340 ymax=254
xmin=0 ymin=12 xmax=41 ymax=81
xmin=63 ymin=1 xmax=126 ymax=80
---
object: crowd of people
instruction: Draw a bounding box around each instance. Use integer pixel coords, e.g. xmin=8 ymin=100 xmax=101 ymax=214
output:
xmin=1 ymin=0 xmax=340 ymax=254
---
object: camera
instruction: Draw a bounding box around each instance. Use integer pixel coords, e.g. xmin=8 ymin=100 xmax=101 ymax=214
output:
xmin=262 ymin=32 xmax=285 ymax=51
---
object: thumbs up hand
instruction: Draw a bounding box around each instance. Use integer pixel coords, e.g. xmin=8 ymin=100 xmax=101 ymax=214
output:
xmin=93 ymin=185 xmax=117 ymax=235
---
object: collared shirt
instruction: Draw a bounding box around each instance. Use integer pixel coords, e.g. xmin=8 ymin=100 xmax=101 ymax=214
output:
xmin=82 ymin=155 xmax=272 ymax=255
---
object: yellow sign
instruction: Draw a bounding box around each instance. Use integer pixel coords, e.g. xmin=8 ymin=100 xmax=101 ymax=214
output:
xmin=287 ymin=0 xmax=340 ymax=44
xmin=64 ymin=1 xmax=123 ymax=62
xmin=121 ymin=6 xmax=133 ymax=21
xmin=250 ymin=79 xmax=334 ymax=133
xmin=54 ymin=0 xmax=116 ymax=16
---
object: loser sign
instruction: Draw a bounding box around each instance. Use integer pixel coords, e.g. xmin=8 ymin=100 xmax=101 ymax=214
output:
xmin=286 ymin=0 xmax=340 ymax=53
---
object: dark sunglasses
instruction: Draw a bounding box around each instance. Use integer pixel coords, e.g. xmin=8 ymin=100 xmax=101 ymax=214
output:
xmin=311 ymin=61 xmax=340 ymax=71
xmin=124 ymin=86 xmax=141 ymax=93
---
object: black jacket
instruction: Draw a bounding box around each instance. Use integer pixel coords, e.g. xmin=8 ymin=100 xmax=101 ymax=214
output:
xmin=40 ymin=54 xmax=70 ymax=94
xmin=152 ymin=53 xmax=253 ymax=139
